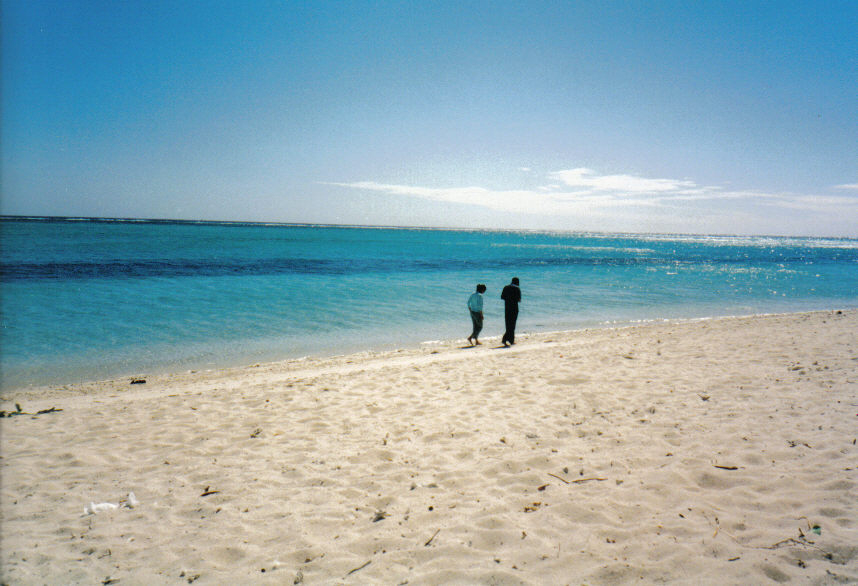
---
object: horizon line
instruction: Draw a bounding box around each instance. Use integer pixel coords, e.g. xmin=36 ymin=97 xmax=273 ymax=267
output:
xmin=1 ymin=214 xmax=855 ymax=241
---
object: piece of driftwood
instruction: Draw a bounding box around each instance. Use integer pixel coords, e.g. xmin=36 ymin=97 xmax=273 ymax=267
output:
xmin=36 ymin=407 xmax=63 ymax=415
xmin=1 ymin=405 xmax=63 ymax=418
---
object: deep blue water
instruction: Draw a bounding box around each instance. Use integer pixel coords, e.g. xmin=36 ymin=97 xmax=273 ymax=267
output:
xmin=2 ymin=217 xmax=857 ymax=389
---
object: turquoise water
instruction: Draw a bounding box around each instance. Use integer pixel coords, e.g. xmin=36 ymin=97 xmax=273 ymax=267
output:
xmin=2 ymin=217 xmax=857 ymax=388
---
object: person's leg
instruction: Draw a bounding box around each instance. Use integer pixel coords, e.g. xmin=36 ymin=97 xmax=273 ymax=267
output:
xmin=508 ymin=307 xmax=518 ymax=344
xmin=503 ymin=308 xmax=514 ymax=345
xmin=473 ymin=312 xmax=483 ymax=343
xmin=469 ymin=311 xmax=480 ymax=344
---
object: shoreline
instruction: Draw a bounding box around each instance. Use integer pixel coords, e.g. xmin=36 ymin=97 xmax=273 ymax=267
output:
xmin=6 ymin=217 xmax=857 ymax=392
xmin=2 ymin=309 xmax=856 ymax=584
xmin=2 ymin=308 xmax=853 ymax=401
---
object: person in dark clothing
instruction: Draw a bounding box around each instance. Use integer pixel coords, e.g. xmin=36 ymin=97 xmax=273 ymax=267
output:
xmin=500 ymin=277 xmax=521 ymax=347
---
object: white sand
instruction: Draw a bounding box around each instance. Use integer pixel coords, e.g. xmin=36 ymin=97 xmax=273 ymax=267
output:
xmin=1 ymin=310 xmax=856 ymax=585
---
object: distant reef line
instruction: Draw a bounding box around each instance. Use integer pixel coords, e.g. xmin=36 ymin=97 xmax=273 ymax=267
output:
xmin=0 ymin=215 xmax=604 ymax=235
xmin=0 ymin=215 xmax=457 ymax=231
xmin=3 ymin=215 xmax=855 ymax=240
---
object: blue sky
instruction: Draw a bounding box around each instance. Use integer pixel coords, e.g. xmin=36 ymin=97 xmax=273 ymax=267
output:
xmin=2 ymin=1 xmax=856 ymax=236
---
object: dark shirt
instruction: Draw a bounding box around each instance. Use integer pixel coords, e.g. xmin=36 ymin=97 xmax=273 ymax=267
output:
xmin=501 ymin=284 xmax=521 ymax=306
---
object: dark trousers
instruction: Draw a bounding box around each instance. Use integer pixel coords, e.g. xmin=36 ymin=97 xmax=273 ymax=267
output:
xmin=469 ymin=310 xmax=483 ymax=339
xmin=502 ymin=305 xmax=518 ymax=344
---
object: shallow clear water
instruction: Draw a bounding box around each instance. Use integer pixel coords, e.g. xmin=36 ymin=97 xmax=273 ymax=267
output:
xmin=2 ymin=218 xmax=857 ymax=388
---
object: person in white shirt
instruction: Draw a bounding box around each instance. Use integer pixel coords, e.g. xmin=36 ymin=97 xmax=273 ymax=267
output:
xmin=467 ymin=284 xmax=487 ymax=346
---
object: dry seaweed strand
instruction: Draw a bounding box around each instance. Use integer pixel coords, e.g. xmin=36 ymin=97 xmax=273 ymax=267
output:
xmin=701 ymin=511 xmax=836 ymax=558
xmin=346 ymin=560 xmax=371 ymax=576
xmin=547 ymin=473 xmax=607 ymax=485
xmin=424 ymin=529 xmax=441 ymax=546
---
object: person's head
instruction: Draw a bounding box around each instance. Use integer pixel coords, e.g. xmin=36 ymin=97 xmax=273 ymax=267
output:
xmin=477 ymin=284 xmax=486 ymax=293
xmin=511 ymin=277 xmax=519 ymax=285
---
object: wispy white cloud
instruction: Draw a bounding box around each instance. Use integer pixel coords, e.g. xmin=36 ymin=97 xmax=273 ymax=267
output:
xmin=548 ymin=168 xmax=698 ymax=194
xmin=325 ymin=181 xmax=555 ymax=214
xmin=833 ymin=183 xmax=858 ymax=190
xmin=325 ymin=169 xmax=858 ymax=224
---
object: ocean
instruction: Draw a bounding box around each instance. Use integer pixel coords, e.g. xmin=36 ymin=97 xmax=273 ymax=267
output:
xmin=2 ymin=217 xmax=857 ymax=389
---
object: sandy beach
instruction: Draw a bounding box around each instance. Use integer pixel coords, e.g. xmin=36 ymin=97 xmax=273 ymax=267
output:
xmin=1 ymin=310 xmax=856 ymax=585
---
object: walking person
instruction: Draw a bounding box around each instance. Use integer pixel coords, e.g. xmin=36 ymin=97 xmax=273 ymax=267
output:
xmin=500 ymin=277 xmax=521 ymax=347
xmin=467 ymin=284 xmax=486 ymax=345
